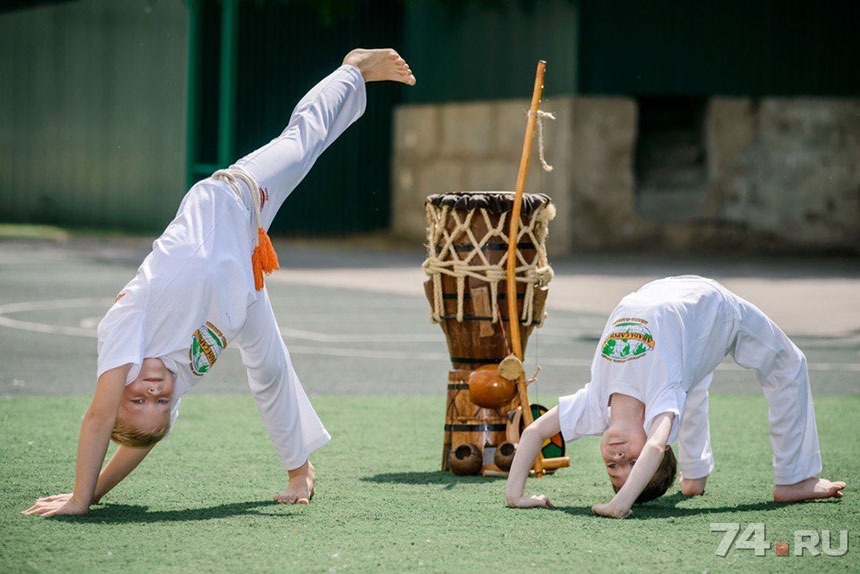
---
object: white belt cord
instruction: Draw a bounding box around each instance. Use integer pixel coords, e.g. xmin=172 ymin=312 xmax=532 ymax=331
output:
xmin=212 ymin=168 xmax=279 ymax=289
xmin=212 ymin=168 xmax=265 ymax=240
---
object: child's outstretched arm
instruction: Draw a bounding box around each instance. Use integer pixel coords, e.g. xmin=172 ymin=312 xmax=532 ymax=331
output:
xmin=592 ymin=412 xmax=675 ymax=519
xmin=23 ymin=445 xmax=154 ymax=515
xmin=92 ymin=444 xmax=155 ymax=502
xmin=23 ymin=365 xmax=131 ymax=517
xmin=504 ymin=406 xmax=560 ymax=509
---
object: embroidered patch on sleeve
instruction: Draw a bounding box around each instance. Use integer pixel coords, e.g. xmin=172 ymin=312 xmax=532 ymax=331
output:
xmin=189 ymin=322 xmax=226 ymax=376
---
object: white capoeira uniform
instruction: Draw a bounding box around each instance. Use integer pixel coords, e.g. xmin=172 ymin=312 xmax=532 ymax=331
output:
xmin=558 ymin=275 xmax=822 ymax=486
xmin=97 ymin=64 xmax=367 ymax=470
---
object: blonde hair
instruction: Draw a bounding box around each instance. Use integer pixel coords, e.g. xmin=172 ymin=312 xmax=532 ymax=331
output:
xmin=111 ymin=419 xmax=171 ymax=448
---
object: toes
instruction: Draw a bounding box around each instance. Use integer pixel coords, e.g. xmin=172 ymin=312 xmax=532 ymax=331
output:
xmin=278 ymin=497 xmax=307 ymax=505
xmin=274 ymin=489 xmax=312 ymax=504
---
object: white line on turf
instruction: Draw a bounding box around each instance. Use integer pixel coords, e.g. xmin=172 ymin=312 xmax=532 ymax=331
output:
xmin=1 ymin=298 xmax=859 ymax=372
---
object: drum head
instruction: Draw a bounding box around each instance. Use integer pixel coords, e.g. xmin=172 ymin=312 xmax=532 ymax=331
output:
xmin=426 ymin=191 xmax=552 ymax=215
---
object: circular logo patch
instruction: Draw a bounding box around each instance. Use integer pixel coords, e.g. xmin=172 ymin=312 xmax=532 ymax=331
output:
xmin=600 ymin=318 xmax=655 ymax=363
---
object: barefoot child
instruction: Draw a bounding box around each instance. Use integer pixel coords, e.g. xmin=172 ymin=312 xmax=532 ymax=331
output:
xmin=505 ymin=275 xmax=846 ymax=517
xmin=24 ymin=49 xmax=416 ymax=517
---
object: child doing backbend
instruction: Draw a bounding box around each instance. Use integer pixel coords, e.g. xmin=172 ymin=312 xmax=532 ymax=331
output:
xmin=505 ymin=275 xmax=846 ymax=518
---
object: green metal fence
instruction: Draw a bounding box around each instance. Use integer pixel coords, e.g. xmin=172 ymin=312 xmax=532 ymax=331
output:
xmin=401 ymin=0 xmax=859 ymax=103
xmin=577 ymin=0 xmax=860 ymax=97
xmin=2 ymin=0 xmax=855 ymax=234
xmin=0 ymin=0 xmax=405 ymax=236
xmin=0 ymin=0 xmax=188 ymax=232
xmin=187 ymin=0 xmax=406 ymax=235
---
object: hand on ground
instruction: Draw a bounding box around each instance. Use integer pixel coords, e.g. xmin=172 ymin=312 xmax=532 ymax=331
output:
xmin=22 ymin=493 xmax=89 ymax=517
xmin=592 ymin=501 xmax=633 ymax=519
xmin=506 ymin=494 xmax=553 ymax=509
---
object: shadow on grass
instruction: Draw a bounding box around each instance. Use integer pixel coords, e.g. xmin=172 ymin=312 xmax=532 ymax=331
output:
xmin=554 ymin=492 xmax=844 ymax=519
xmin=50 ymin=500 xmax=302 ymax=524
xmin=362 ymin=470 xmax=502 ymax=489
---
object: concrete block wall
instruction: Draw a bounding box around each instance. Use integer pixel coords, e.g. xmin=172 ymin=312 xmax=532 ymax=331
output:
xmin=713 ymin=99 xmax=860 ymax=249
xmin=392 ymin=98 xmax=577 ymax=255
xmin=392 ymin=97 xmax=860 ymax=254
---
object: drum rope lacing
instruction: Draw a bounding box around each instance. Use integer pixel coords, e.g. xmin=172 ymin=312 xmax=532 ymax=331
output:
xmin=422 ymin=201 xmax=556 ymax=326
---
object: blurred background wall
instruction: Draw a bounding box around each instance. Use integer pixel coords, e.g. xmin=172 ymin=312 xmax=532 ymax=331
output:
xmin=1 ymin=0 xmax=858 ymax=253
xmin=0 ymin=0 xmax=404 ymax=235
xmin=0 ymin=0 xmax=187 ymax=231
xmin=394 ymin=0 xmax=860 ymax=254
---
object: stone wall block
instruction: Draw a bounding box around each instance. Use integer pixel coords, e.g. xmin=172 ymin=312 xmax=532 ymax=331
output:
xmin=394 ymin=104 xmax=439 ymax=159
xmin=462 ymin=159 xmax=519 ymax=192
xmin=392 ymin=159 xmax=466 ymax=240
xmin=716 ymin=98 xmax=860 ymax=247
xmin=440 ymin=102 xmax=495 ymax=157
xmin=494 ymin=99 xmax=532 ymax=158
xmin=706 ymin=98 xmax=755 ymax=181
xmin=539 ymin=98 xmax=574 ymax=256
xmin=568 ymin=97 xmax=652 ymax=250
xmin=392 ymin=96 xmax=860 ymax=253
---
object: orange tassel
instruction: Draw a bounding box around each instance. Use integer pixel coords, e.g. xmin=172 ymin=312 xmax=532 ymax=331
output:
xmin=252 ymin=227 xmax=280 ymax=290
xmin=251 ymin=248 xmax=264 ymax=290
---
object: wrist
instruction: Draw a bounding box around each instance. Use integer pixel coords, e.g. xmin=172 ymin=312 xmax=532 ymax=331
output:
xmin=70 ymin=494 xmax=92 ymax=510
xmin=611 ymin=494 xmax=633 ymax=514
xmin=504 ymin=483 xmax=523 ymax=506
xmin=609 ymin=499 xmax=631 ymax=517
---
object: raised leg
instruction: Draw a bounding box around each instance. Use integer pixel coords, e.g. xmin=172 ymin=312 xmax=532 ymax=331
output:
xmin=232 ymin=65 xmax=367 ymax=229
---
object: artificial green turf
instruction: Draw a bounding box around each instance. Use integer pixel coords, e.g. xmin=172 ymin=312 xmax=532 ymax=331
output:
xmin=2 ymin=395 xmax=858 ymax=573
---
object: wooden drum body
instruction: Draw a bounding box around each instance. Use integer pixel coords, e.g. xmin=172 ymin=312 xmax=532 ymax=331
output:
xmin=422 ymin=191 xmax=555 ymax=474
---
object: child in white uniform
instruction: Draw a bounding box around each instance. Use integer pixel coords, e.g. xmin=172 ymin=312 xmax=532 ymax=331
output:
xmin=24 ymin=49 xmax=416 ymax=517
xmin=505 ymin=275 xmax=846 ymax=517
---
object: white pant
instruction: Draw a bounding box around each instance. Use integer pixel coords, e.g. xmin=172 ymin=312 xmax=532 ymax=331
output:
xmin=234 ymin=64 xmax=367 ymax=231
xmin=228 ymin=64 xmax=366 ymax=469
xmin=730 ymin=293 xmax=822 ymax=485
xmin=678 ymin=290 xmax=822 ymax=485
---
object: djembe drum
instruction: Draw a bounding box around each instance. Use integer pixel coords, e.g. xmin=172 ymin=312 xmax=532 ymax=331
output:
xmin=422 ymin=191 xmax=556 ymax=474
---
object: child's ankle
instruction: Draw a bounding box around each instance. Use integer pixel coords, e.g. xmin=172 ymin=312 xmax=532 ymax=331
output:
xmin=288 ymin=460 xmax=310 ymax=480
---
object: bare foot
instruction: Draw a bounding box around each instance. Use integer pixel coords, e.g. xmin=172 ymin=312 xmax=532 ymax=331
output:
xmin=680 ymin=475 xmax=708 ymax=496
xmin=342 ymin=48 xmax=416 ymax=86
xmin=274 ymin=460 xmax=315 ymax=505
xmin=773 ymin=477 xmax=846 ymax=503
